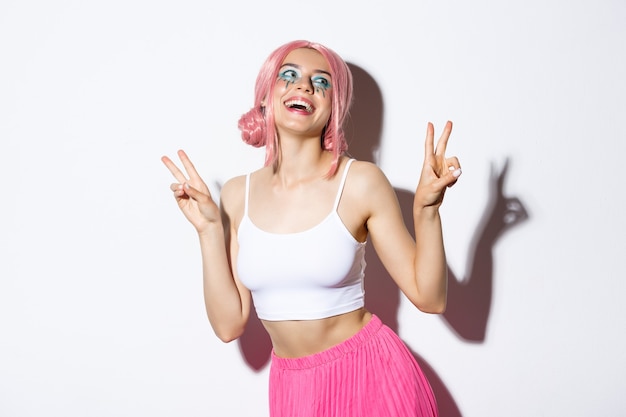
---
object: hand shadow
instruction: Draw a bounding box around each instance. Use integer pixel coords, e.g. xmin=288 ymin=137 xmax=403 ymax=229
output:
xmin=383 ymin=160 xmax=528 ymax=416
xmin=236 ymin=63 xmax=529 ymax=417
xmin=441 ymin=159 xmax=529 ymax=341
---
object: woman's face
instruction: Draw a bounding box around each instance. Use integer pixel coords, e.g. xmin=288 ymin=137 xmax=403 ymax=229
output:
xmin=272 ymin=48 xmax=332 ymax=138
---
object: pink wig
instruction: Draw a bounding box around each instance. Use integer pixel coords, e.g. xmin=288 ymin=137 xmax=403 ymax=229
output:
xmin=237 ymin=40 xmax=353 ymax=177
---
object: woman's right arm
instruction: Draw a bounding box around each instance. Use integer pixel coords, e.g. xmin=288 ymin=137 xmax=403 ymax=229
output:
xmin=162 ymin=150 xmax=250 ymax=342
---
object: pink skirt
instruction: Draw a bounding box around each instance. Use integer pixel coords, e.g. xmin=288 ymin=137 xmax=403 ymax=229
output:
xmin=269 ymin=315 xmax=438 ymax=417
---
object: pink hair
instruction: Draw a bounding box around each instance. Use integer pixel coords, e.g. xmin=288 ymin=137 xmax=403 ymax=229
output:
xmin=237 ymin=40 xmax=353 ymax=177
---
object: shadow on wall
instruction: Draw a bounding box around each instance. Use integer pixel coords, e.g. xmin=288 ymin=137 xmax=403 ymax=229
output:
xmin=237 ymin=63 xmax=529 ymax=417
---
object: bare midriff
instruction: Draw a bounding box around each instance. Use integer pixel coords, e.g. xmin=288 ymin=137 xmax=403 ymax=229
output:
xmin=261 ymin=308 xmax=373 ymax=358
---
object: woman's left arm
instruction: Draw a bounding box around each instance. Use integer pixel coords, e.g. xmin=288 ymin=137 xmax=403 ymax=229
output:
xmin=364 ymin=121 xmax=461 ymax=314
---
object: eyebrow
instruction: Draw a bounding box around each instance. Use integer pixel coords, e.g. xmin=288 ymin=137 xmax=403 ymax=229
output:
xmin=280 ymin=63 xmax=331 ymax=77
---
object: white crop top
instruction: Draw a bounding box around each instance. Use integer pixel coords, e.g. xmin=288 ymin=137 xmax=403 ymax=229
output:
xmin=236 ymin=159 xmax=366 ymax=321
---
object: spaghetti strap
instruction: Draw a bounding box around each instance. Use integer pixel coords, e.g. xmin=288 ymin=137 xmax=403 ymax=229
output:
xmin=332 ymin=159 xmax=355 ymax=211
xmin=244 ymin=173 xmax=251 ymax=217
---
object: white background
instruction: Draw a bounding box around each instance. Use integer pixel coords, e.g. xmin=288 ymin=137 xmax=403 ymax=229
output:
xmin=1 ymin=0 xmax=625 ymax=416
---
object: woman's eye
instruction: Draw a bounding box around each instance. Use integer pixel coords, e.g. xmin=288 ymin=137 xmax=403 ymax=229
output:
xmin=312 ymin=76 xmax=331 ymax=89
xmin=279 ymin=69 xmax=299 ymax=81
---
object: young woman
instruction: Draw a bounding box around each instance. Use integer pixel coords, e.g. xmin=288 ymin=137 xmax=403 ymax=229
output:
xmin=162 ymin=40 xmax=461 ymax=417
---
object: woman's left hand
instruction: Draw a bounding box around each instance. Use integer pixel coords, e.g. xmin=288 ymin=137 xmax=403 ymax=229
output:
xmin=414 ymin=121 xmax=461 ymax=209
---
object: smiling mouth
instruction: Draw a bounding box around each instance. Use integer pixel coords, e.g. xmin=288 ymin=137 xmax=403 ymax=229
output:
xmin=284 ymin=99 xmax=314 ymax=113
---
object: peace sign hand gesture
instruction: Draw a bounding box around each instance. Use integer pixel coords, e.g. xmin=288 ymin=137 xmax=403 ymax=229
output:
xmin=161 ymin=150 xmax=221 ymax=234
xmin=414 ymin=121 xmax=462 ymax=209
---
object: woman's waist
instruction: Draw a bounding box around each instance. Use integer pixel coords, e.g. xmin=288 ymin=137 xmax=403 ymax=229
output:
xmin=263 ymin=308 xmax=373 ymax=359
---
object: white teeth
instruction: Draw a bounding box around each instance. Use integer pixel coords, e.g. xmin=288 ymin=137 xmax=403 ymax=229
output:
xmin=285 ymin=99 xmax=313 ymax=113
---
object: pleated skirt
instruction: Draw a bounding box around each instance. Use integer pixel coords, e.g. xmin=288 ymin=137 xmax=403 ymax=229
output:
xmin=268 ymin=315 xmax=438 ymax=417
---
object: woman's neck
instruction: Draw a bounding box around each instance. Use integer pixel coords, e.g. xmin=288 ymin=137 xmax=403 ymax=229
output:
xmin=273 ymin=135 xmax=332 ymax=187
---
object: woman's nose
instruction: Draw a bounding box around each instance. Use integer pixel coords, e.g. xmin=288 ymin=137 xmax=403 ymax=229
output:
xmin=295 ymin=77 xmax=313 ymax=93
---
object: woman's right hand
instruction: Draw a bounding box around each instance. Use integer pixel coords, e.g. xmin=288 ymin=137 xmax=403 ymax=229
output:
xmin=161 ymin=150 xmax=220 ymax=233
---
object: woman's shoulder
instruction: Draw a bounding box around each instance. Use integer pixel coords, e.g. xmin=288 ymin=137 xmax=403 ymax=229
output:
xmin=219 ymin=175 xmax=247 ymax=220
xmin=221 ymin=165 xmax=267 ymax=192
xmin=346 ymin=158 xmax=381 ymax=173
xmin=220 ymin=166 xmax=271 ymax=210
xmin=345 ymin=158 xmax=392 ymax=190
xmin=221 ymin=175 xmax=245 ymax=197
xmin=339 ymin=158 xmax=397 ymax=229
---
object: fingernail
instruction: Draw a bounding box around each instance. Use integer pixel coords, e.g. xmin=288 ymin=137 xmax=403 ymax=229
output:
xmin=452 ymin=169 xmax=462 ymax=178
